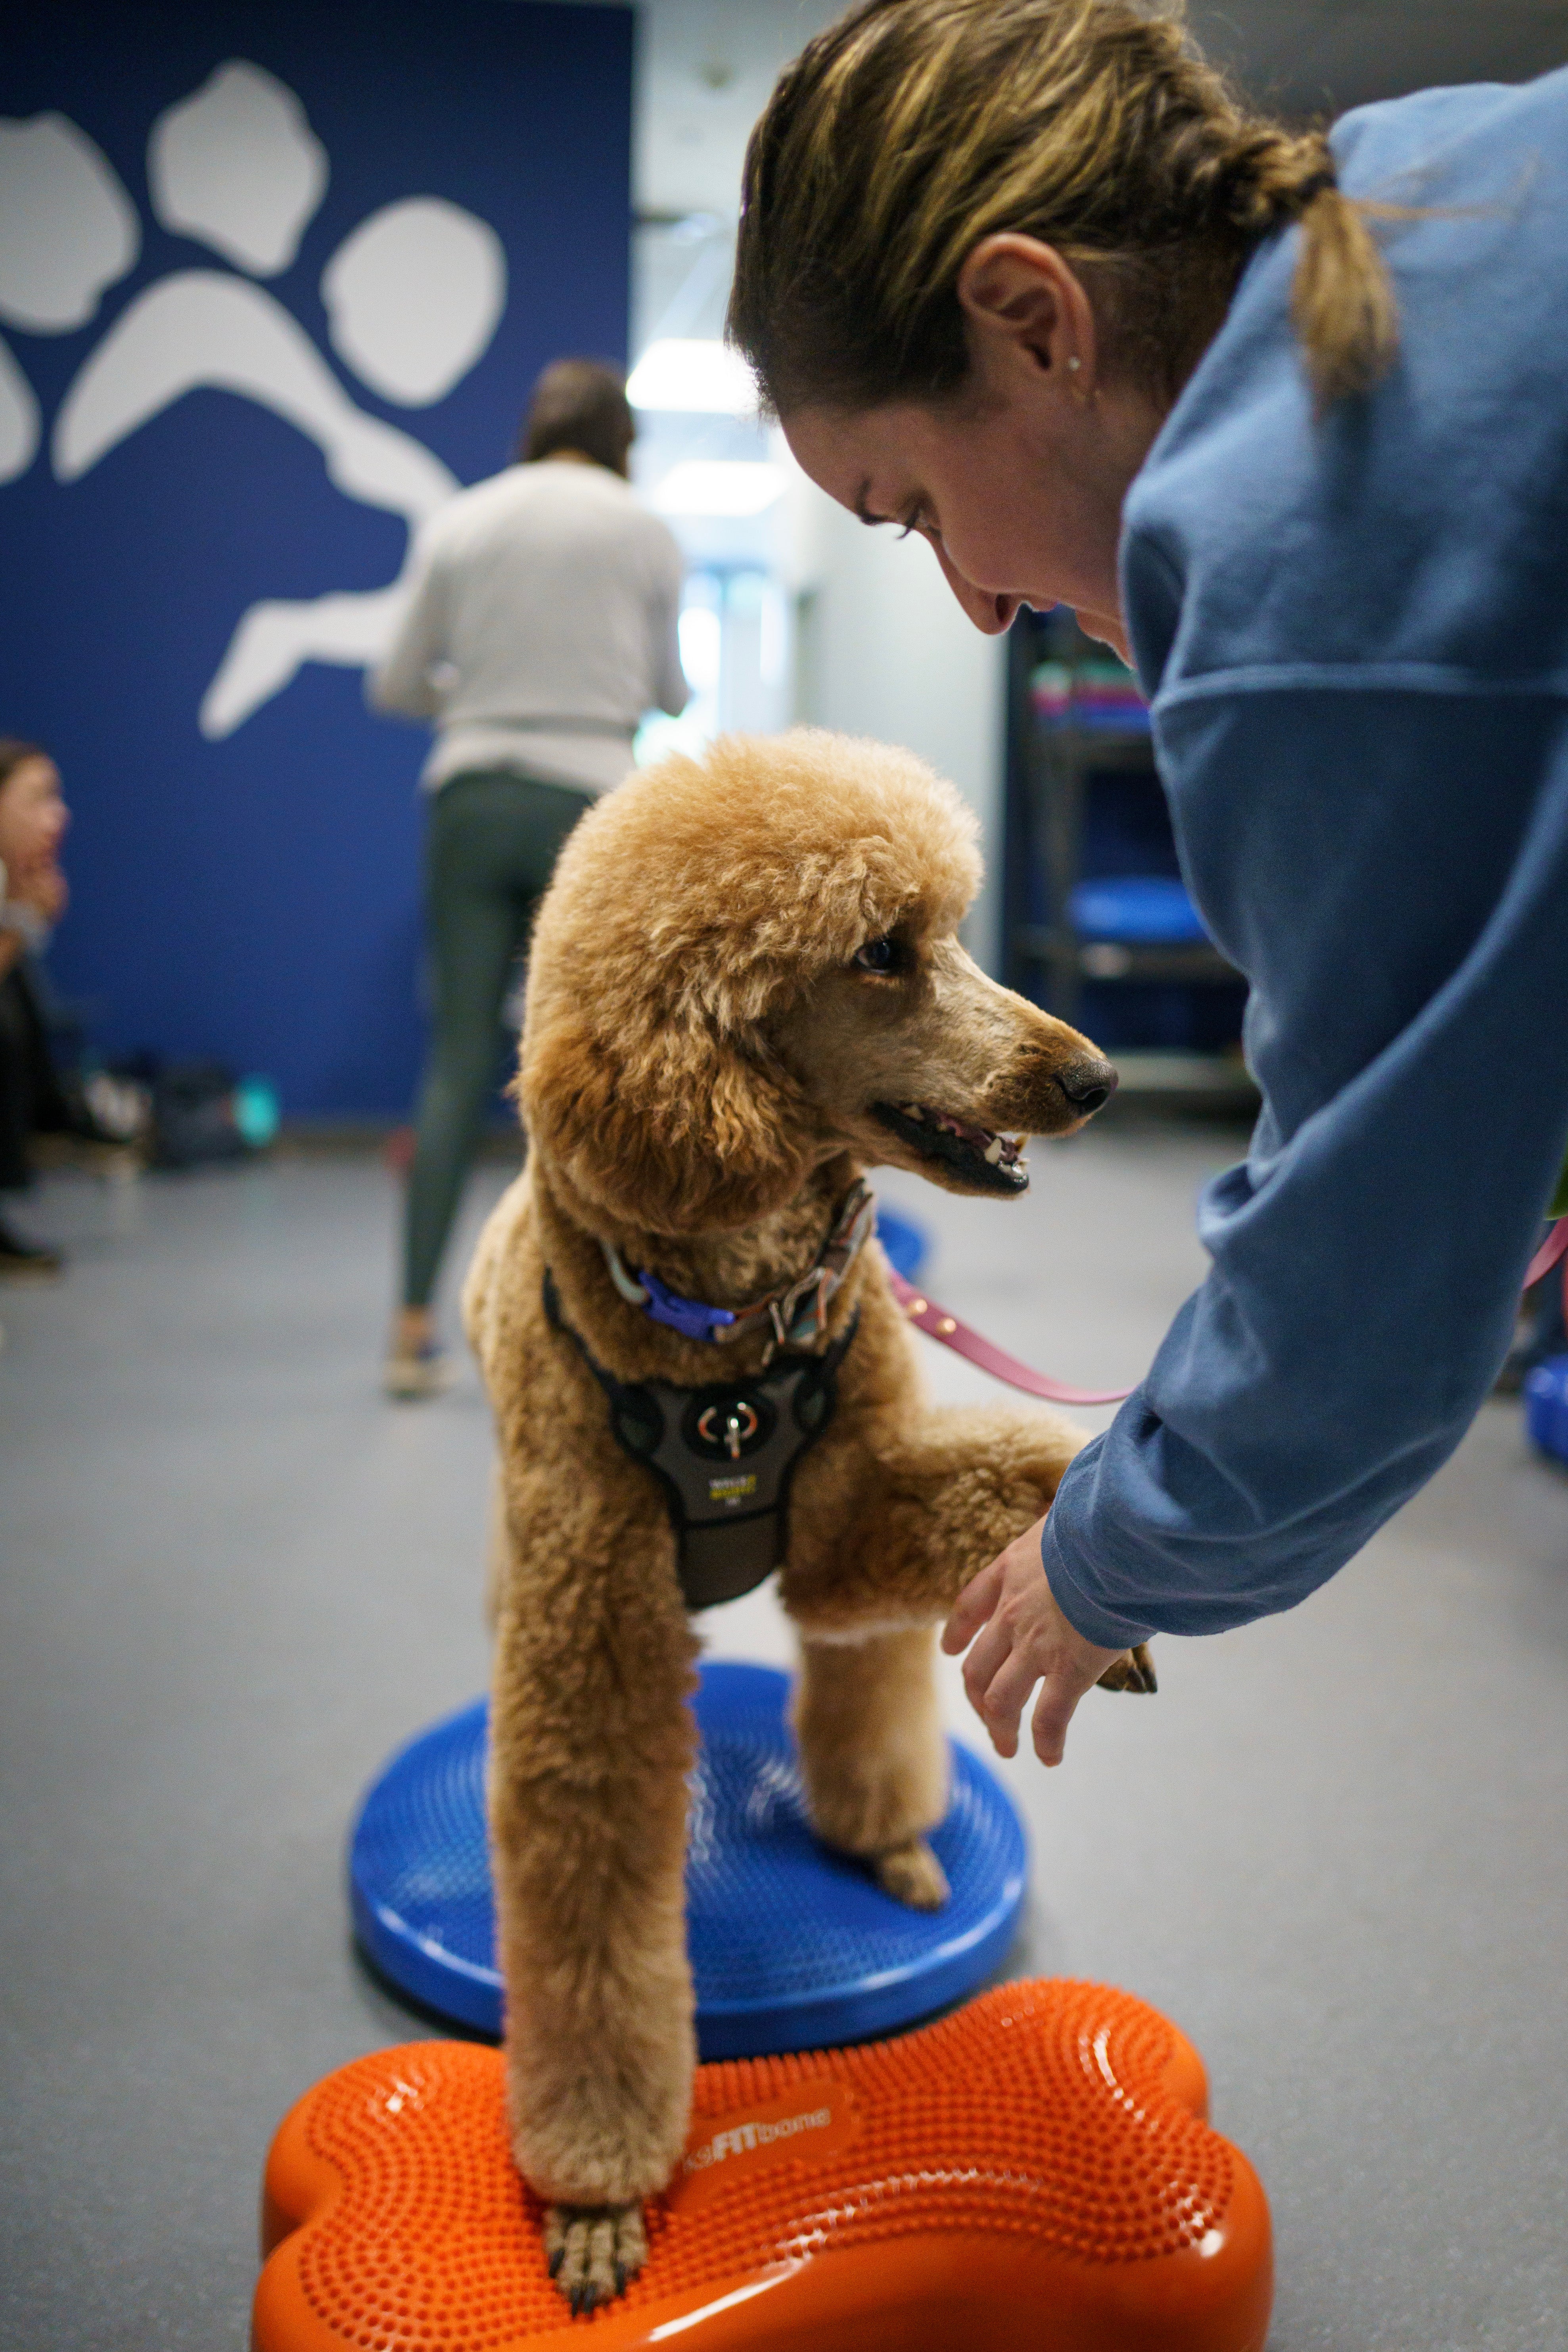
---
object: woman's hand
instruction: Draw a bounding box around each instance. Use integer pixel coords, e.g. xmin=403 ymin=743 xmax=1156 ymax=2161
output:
xmin=941 ymin=1513 xmax=1124 ymax=1765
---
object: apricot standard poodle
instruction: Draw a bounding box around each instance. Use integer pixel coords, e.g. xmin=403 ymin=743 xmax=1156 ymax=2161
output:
xmin=463 ymin=728 xmax=1142 ymax=2310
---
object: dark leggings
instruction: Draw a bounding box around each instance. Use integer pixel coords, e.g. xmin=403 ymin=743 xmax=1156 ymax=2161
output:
xmin=402 ymin=768 xmax=593 ymax=1309
xmin=0 ymin=959 xmax=71 ymax=1193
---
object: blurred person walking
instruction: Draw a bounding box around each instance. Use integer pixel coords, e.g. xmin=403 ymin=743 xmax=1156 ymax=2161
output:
xmin=370 ymin=361 xmax=688 ymax=1397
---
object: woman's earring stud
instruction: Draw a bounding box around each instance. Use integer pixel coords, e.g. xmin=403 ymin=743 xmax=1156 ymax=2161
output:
xmin=1066 ymin=356 xmax=1081 ymax=372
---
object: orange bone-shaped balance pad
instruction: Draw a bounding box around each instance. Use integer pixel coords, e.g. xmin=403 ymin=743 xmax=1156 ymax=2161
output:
xmin=255 ymin=1981 xmax=1272 ymax=2352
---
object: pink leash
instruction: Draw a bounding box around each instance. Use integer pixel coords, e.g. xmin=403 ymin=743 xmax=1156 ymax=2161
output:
xmin=1524 ymin=1219 xmax=1568 ymax=1289
xmin=888 ymin=1220 xmax=1568 ymax=1411
xmin=885 ymin=1267 xmax=1133 ymax=1406
xmin=1524 ymin=1218 xmax=1568 ymax=1328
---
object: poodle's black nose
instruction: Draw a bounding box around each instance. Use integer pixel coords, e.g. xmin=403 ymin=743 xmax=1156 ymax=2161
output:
xmin=1055 ymin=1056 xmax=1118 ymax=1115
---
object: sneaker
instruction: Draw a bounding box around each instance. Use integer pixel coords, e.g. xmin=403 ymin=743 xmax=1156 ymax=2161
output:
xmin=384 ymin=1340 xmax=455 ymax=1400
xmin=0 ymin=1217 xmax=64 ymax=1280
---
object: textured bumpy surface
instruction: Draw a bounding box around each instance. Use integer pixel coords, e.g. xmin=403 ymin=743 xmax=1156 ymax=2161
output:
xmin=349 ymin=1660 xmax=1027 ymax=2054
xmin=255 ymin=1982 xmax=1273 ymax=2352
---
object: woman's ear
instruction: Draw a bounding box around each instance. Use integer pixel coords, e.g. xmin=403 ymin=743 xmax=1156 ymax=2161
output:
xmin=520 ymin=1001 xmax=815 ymax=1234
xmin=957 ymin=232 xmax=1098 ymax=397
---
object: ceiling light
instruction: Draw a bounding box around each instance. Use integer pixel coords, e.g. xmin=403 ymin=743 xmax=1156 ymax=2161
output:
xmin=652 ymin=460 xmax=783 ymax=517
xmin=627 ymin=337 xmax=757 ymax=414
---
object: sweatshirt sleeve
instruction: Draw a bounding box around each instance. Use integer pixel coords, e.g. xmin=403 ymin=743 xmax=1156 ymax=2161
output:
xmin=366 ymin=526 xmax=448 ymax=720
xmin=1042 ymin=680 xmax=1568 ymax=1647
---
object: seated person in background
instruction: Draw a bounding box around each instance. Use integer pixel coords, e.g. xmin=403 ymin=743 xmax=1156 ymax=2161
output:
xmin=0 ymin=740 xmax=77 ymax=1276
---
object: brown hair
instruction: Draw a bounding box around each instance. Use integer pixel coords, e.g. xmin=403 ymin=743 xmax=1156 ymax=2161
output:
xmin=728 ymin=0 xmax=1397 ymax=420
xmin=519 ymin=358 xmax=635 ymax=475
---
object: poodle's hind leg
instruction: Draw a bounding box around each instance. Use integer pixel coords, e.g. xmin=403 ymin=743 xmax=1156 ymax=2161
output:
xmin=791 ymin=1627 xmax=951 ymax=1910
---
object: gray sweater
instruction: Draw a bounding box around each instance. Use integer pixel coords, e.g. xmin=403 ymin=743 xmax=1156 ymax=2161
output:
xmin=369 ymin=458 xmax=688 ymax=794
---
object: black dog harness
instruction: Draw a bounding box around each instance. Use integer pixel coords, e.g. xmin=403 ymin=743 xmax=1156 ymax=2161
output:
xmin=542 ymin=1273 xmax=860 ymax=1612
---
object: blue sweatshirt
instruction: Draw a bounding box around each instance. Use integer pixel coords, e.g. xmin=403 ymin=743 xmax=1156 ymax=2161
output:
xmin=1041 ymin=71 xmax=1568 ymax=1647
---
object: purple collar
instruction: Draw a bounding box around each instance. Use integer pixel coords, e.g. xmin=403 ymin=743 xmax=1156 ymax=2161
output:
xmin=600 ymin=1182 xmax=876 ymax=1353
xmin=634 ymin=1270 xmax=737 ymax=1343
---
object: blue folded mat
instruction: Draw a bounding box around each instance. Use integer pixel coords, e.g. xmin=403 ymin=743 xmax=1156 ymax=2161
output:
xmin=1069 ymin=875 xmax=1210 ymax=944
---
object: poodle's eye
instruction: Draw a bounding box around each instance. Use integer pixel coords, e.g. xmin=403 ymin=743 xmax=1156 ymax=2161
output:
xmin=854 ymin=935 xmax=900 ymax=974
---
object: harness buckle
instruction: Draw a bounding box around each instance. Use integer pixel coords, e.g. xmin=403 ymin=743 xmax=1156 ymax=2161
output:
xmin=697 ymin=1400 xmax=760 ymax=1461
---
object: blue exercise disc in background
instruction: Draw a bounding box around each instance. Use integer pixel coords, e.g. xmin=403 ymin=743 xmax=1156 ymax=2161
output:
xmin=1524 ymin=1353 xmax=1568 ymax=1464
xmin=349 ymin=1659 xmax=1026 ymax=2057
xmin=874 ymin=1204 xmax=930 ymax=1285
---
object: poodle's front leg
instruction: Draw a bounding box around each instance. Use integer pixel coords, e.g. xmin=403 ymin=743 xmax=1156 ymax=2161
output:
xmin=789 ymin=1401 xmax=1083 ymax=1634
xmin=481 ymin=1457 xmax=509 ymax=1633
xmin=792 ymin=1627 xmax=951 ymax=1909
xmin=489 ymin=1547 xmax=698 ymax=2313
xmin=787 ymin=1402 xmax=1153 ymax=1687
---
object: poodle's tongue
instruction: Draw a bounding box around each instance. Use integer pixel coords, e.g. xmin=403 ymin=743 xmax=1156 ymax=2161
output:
xmin=901 ymin=1104 xmax=1025 ymax=1164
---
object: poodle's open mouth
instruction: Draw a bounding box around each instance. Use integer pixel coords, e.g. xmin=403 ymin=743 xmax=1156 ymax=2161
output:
xmin=871 ymin=1102 xmax=1030 ymax=1194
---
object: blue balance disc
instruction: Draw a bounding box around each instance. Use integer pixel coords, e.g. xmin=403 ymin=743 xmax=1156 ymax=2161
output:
xmin=350 ymin=1659 xmax=1026 ymax=2057
xmin=1524 ymin=1352 xmax=1568 ymax=1464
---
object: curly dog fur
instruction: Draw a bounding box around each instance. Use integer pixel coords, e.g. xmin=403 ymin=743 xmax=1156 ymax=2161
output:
xmin=464 ymin=728 xmax=1129 ymax=2310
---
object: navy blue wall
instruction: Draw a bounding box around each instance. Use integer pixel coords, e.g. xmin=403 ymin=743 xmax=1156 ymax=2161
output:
xmin=1 ymin=2 xmax=632 ymax=1113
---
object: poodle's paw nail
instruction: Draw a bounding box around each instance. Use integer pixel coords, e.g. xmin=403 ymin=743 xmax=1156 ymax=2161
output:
xmin=872 ymin=1834 xmax=949 ymax=1911
xmin=616 ymin=2203 xmax=648 ymax=2280
xmin=1096 ymin=1641 xmax=1158 ymax=1695
xmin=545 ymin=2202 xmax=647 ymax=2310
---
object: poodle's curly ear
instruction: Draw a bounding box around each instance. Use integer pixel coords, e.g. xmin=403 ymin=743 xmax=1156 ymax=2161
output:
xmin=519 ymin=998 xmax=815 ymax=1235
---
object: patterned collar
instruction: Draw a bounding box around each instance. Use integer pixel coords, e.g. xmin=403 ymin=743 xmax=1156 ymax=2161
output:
xmin=600 ymin=1181 xmax=876 ymax=1354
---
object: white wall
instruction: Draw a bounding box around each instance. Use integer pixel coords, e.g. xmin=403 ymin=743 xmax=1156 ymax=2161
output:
xmin=785 ymin=459 xmax=1007 ymax=975
xmin=590 ymin=0 xmax=1015 ymax=964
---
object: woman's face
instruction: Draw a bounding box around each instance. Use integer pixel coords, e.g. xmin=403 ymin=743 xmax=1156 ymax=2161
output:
xmin=781 ymin=240 xmax=1167 ymax=656
xmin=785 ymin=383 xmax=1150 ymax=652
xmin=0 ymin=757 xmax=69 ymax=878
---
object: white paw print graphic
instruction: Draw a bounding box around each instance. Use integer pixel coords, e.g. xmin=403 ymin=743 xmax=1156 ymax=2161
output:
xmin=0 ymin=62 xmax=506 ymax=737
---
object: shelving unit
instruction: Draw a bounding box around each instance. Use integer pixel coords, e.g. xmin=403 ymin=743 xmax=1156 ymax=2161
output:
xmin=1004 ymin=607 xmax=1254 ymax=1101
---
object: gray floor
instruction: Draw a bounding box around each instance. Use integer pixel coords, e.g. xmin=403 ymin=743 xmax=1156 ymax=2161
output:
xmin=1 ymin=1125 xmax=1565 ymax=2351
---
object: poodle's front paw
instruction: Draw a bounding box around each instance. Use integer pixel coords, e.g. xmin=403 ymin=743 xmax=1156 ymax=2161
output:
xmin=1095 ymin=1641 xmax=1157 ymax=1695
xmin=544 ymin=2202 xmax=648 ymax=2314
xmin=872 ymin=1833 xmax=949 ymax=1910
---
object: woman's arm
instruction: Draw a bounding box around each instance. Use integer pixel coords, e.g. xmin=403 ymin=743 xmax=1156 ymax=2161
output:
xmin=1055 ymin=682 xmax=1568 ymax=1644
xmin=949 ymin=678 xmax=1568 ymax=1754
xmin=366 ymin=527 xmax=448 ymax=719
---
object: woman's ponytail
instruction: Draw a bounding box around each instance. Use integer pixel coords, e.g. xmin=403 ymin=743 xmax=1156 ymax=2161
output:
xmin=1216 ymin=127 xmax=1399 ymax=411
xmin=1291 ymin=181 xmax=1400 ymax=411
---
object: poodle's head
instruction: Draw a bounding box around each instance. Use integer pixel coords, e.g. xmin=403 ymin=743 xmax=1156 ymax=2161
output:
xmin=519 ymin=730 xmax=1115 ymax=1235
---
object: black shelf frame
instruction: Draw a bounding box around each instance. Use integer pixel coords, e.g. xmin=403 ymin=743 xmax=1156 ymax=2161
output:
xmin=1004 ymin=613 xmax=1243 ymax=1038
